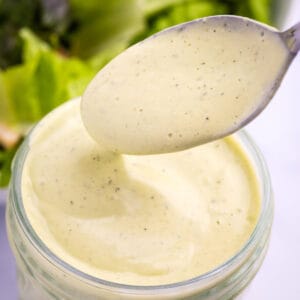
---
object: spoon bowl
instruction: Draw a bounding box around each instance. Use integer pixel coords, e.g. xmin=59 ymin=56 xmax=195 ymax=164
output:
xmin=82 ymin=15 xmax=299 ymax=155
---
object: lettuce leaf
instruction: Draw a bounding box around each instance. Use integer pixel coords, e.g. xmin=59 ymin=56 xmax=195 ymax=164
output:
xmin=0 ymin=28 xmax=95 ymax=129
xmin=0 ymin=140 xmax=22 ymax=187
xmin=69 ymin=0 xmax=145 ymax=59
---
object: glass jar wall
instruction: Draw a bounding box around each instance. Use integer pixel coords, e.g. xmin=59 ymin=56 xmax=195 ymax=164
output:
xmin=6 ymin=130 xmax=273 ymax=300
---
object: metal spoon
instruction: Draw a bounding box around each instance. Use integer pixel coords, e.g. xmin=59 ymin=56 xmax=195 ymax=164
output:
xmin=82 ymin=16 xmax=300 ymax=154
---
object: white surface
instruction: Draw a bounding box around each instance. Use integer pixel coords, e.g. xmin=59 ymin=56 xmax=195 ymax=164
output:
xmin=246 ymin=2 xmax=300 ymax=299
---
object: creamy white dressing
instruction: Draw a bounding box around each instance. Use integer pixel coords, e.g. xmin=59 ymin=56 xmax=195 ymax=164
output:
xmin=22 ymin=99 xmax=260 ymax=285
xmin=82 ymin=16 xmax=290 ymax=154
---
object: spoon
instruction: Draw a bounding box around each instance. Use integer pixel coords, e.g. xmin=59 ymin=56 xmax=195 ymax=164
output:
xmin=81 ymin=15 xmax=299 ymax=155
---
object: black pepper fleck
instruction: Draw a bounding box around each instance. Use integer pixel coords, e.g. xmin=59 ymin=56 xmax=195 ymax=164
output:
xmin=92 ymin=155 xmax=101 ymax=162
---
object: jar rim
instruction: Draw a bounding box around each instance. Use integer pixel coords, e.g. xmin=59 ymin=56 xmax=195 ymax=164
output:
xmin=10 ymin=122 xmax=273 ymax=294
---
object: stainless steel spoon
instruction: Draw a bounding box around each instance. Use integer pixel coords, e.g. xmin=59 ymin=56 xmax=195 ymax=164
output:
xmin=82 ymin=16 xmax=300 ymax=154
xmin=230 ymin=19 xmax=300 ymax=139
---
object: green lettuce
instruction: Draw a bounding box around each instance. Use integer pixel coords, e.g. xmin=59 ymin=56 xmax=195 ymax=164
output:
xmin=0 ymin=28 xmax=95 ymax=129
xmin=69 ymin=0 xmax=145 ymax=59
xmin=0 ymin=140 xmax=22 ymax=187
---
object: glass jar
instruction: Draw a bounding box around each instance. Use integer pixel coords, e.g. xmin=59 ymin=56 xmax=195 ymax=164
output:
xmin=6 ymin=130 xmax=273 ymax=300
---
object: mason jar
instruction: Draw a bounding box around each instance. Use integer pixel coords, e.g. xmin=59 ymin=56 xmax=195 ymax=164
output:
xmin=6 ymin=128 xmax=273 ymax=300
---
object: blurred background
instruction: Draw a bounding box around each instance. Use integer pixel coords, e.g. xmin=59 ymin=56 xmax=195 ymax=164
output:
xmin=0 ymin=0 xmax=299 ymax=299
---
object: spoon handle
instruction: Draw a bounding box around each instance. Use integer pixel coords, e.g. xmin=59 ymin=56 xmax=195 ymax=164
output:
xmin=282 ymin=22 xmax=300 ymax=54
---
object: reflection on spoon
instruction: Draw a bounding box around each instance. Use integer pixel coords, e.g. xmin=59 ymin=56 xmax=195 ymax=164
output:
xmin=82 ymin=16 xmax=299 ymax=155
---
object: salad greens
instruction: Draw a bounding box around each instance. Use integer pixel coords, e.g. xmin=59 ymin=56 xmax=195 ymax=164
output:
xmin=0 ymin=0 xmax=274 ymax=187
xmin=0 ymin=29 xmax=95 ymax=126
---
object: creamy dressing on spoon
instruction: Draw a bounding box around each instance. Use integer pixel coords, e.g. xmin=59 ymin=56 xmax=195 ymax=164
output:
xmin=82 ymin=16 xmax=291 ymax=154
